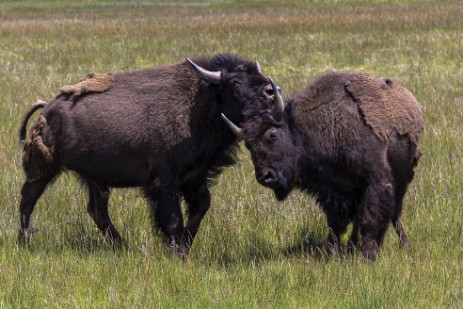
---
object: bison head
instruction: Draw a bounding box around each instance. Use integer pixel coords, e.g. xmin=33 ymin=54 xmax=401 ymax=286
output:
xmin=221 ymin=79 xmax=300 ymax=200
xmin=187 ymin=54 xmax=275 ymax=124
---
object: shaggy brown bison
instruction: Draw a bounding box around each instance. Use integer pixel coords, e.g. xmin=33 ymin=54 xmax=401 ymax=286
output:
xmin=222 ymin=71 xmax=423 ymax=260
xmin=19 ymin=54 xmax=275 ymax=255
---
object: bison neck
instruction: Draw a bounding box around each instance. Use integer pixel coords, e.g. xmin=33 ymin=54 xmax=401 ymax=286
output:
xmin=170 ymin=123 xmax=239 ymax=186
xmin=168 ymin=85 xmax=243 ymax=187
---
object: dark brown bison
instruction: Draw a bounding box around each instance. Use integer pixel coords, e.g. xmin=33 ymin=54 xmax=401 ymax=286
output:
xmin=19 ymin=53 xmax=275 ymax=255
xmin=222 ymin=71 xmax=423 ymax=260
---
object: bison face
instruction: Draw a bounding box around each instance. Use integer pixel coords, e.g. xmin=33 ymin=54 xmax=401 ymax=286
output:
xmin=187 ymin=55 xmax=274 ymax=123
xmin=245 ymin=120 xmax=299 ymax=201
xmin=222 ymin=71 xmax=274 ymax=112
xmin=222 ymin=78 xmax=299 ymax=201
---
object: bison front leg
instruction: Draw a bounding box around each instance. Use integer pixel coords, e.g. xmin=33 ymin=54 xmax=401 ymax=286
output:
xmin=85 ymin=180 xmax=123 ymax=245
xmin=347 ymin=222 xmax=360 ymax=253
xmin=146 ymin=182 xmax=185 ymax=257
xmin=319 ymin=194 xmax=353 ymax=257
xmin=181 ymin=183 xmax=211 ymax=251
xmin=324 ymin=209 xmax=350 ymax=257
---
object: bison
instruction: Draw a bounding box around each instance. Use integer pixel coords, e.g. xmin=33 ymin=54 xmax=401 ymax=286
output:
xmin=19 ymin=53 xmax=275 ymax=255
xmin=222 ymin=71 xmax=424 ymax=260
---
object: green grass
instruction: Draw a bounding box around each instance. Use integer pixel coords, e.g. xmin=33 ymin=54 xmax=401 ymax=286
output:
xmin=1 ymin=0 xmax=463 ymax=307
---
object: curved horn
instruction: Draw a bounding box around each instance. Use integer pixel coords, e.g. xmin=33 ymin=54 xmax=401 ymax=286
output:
xmin=221 ymin=113 xmax=242 ymax=137
xmin=186 ymin=58 xmax=221 ymax=85
xmin=269 ymin=77 xmax=285 ymax=121
xmin=255 ymin=60 xmax=262 ymax=74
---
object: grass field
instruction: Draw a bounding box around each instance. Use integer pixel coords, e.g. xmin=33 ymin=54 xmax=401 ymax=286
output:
xmin=1 ymin=0 xmax=463 ymax=308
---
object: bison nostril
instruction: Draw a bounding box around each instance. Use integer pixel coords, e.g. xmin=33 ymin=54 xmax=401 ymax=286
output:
xmin=257 ymin=169 xmax=277 ymax=184
xmin=264 ymin=172 xmax=275 ymax=183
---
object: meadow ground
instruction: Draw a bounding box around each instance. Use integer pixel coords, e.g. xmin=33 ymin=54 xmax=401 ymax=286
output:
xmin=0 ymin=0 xmax=462 ymax=308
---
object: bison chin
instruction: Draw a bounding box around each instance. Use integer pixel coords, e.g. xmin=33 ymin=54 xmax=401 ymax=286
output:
xmin=268 ymin=176 xmax=292 ymax=201
xmin=273 ymin=187 xmax=291 ymax=201
xmin=256 ymin=168 xmax=293 ymax=201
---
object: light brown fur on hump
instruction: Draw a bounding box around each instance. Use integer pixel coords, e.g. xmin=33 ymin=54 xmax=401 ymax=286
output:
xmin=60 ymin=72 xmax=115 ymax=99
xmin=344 ymin=74 xmax=423 ymax=145
xmin=381 ymin=79 xmax=423 ymax=145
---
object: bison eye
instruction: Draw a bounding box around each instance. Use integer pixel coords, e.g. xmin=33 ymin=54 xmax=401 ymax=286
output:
xmin=230 ymin=78 xmax=241 ymax=85
xmin=264 ymin=86 xmax=274 ymax=97
xmin=269 ymin=132 xmax=277 ymax=140
xmin=264 ymin=128 xmax=278 ymax=144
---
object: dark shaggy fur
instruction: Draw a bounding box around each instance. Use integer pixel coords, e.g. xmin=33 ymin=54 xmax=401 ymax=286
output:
xmin=240 ymin=71 xmax=424 ymax=260
xmin=18 ymin=54 xmax=273 ymax=255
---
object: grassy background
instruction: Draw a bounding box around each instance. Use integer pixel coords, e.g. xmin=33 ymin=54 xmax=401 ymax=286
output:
xmin=1 ymin=0 xmax=463 ymax=307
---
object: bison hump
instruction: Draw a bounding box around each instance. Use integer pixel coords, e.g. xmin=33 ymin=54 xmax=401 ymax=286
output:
xmin=344 ymin=74 xmax=422 ymax=145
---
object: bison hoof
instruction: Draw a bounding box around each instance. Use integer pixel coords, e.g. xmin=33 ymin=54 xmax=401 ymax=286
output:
xmin=167 ymin=240 xmax=189 ymax=260
xmin=327 ymin=243 xmax=342 ymax=257
xmin=106 ymin=237 xmax=127 ymax=249
xmin=361 ymin=243 xmax=379 ymax=261
xmin=103 ymin=227 xmax=124 ymax=247
xmin=400 ymin=239 xmax=413 ymax=252
xmin=17 ymin=227 xmax=38 ymax=245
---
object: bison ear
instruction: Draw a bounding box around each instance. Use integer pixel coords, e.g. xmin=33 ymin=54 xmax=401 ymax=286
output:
xmin=186 ymin=58 xmax=221 ymax=85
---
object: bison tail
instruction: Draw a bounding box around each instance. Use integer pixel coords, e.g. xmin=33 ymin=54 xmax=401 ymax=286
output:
xmin=19 ymin=100 xmax=47 ymax=144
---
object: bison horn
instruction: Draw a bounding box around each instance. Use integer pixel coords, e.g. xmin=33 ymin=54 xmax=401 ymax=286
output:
xmin=186 ymin=58 xmax=221 ymax=85
xmin=255 ymin=60 xmax=262 ymax=74
xmin=269 ymin=77 xmax=285 ymax=121
xmin=221 ymin=113 xmax=242 ymax=137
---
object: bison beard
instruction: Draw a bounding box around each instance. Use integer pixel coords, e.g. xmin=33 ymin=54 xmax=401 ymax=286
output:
xmin=18 ymin=54 xmax=273 ymax=256
xmin=274 ymin=188 xmax=291 ymax=201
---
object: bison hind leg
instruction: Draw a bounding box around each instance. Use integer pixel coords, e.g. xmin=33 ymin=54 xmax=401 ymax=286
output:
xmin=392 ymin=217 xmax=412 ymax=250
xmin=84 ymin=179 xmax=123 ymax=246
xmin=358 ymin=176 xmax=396 ymax=261
xmin=390 ymin=172 xmax=415 ymax=251
xmin=18 ymin=172 xmax=58 ymax=245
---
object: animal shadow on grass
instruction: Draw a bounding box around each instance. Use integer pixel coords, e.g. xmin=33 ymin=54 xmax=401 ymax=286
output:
xmin=65 ymin=222 xmax=128 ymax=254
xmin=281 ymin=227 xmax=337 ymax=261
xmin=211 ymin=228 xmax=342 ymax=268
xmin=20 ymin=220 xmax=128 ymax=256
